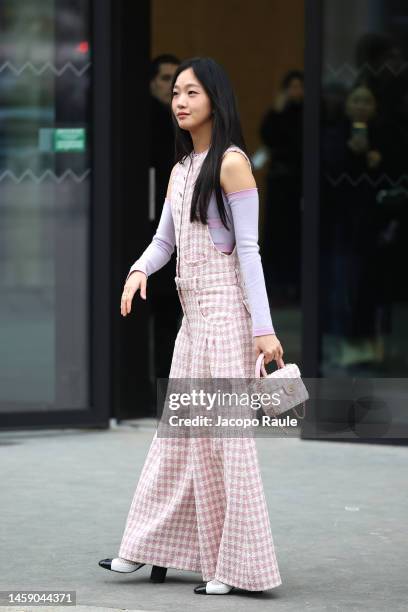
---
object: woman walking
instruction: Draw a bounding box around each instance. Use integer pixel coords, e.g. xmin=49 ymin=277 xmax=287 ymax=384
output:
xmin=99 ymin=57 xmax=284 ymax=595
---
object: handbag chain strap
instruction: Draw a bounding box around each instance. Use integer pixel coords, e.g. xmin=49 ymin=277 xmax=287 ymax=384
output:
xmin=268 ymin=401 xmax=306 ymax=436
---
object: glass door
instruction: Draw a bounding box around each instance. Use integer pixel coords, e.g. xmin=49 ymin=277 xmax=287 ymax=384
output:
xmin=319 ymin=0 xmax=408 ymax=378
xmin=302 ymin=0 xmax=408 ymax=442
xmin=0 ymin=0 xmax=110 ymax=428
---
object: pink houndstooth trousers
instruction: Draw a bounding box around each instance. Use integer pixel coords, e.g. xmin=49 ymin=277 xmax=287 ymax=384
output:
xmin=118 ymin=147 xmax=282 ymax=591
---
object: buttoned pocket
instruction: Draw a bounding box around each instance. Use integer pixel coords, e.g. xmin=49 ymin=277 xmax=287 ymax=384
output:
xmin=196 ymin=285 xmax=241 ymax=326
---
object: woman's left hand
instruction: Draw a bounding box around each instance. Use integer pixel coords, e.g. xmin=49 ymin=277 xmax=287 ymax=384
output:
xmin=254 ymin=334 xmax=284 ymax=368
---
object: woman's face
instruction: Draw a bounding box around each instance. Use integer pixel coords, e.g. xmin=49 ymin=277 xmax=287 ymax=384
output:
xmin=286 ymin=77 xmax=304 ymax=102
xmin=171 ymin=67 xmax=213 ymax=132
xmin=345 ymin=86 xmax=377 ymax=122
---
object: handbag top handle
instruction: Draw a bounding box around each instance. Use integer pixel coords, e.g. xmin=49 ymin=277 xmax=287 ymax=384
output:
xmin=255 ymin=352 xmax=285 ymax=378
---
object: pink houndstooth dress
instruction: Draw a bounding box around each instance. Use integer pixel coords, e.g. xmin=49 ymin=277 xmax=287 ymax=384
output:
xmin=117 ymin=145 xmax=282 ymax=591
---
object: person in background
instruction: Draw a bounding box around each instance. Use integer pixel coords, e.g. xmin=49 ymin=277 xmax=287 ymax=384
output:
xmin=260 ymin=70 xmax=304 ymax=303
xmin=321 ymin=80 xmax=404 ymax=368
xmin=150 ymin=54 xmax=181 ymax=202
xmin=149 ymin=54 xmax=182 ymax=379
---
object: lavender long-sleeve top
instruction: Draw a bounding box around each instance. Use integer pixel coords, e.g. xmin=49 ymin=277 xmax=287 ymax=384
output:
xmin=126 ymin=187 xmax=275 ymax=337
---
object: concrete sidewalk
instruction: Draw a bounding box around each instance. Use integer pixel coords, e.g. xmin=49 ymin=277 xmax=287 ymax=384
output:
xmin=0 ymin=608 xmax=144 ymax=612
xmin=0 ymin=419 xmax=407 ymax=612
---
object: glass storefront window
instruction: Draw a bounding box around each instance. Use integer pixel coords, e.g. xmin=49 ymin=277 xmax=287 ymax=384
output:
xmin=0 ymin=0 xmax=91 ymax=411
xmin=320 ymin=0 xmax=408 ymax=377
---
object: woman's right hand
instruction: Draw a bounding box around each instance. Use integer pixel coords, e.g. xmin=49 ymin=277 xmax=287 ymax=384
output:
xmin=120 ymin=271 xmax=147 ymax=316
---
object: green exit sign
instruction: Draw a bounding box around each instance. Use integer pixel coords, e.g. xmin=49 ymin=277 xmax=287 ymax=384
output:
xmin=54 ymin=128 xmax=86 ymax=152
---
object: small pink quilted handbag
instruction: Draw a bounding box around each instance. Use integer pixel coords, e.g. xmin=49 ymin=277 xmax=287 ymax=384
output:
xmin=254 ymin=352 xmax=308 ymax=421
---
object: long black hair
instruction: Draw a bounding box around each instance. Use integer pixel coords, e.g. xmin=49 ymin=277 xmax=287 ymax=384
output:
xmin=170 ymin=57 xmax=249 ymax=230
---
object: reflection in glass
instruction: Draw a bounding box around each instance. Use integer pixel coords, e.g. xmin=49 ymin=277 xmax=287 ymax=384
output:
xmin=320 ymin=1 xmax=408 ymax=376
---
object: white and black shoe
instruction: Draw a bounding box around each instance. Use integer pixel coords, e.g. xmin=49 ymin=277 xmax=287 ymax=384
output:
xmin=99 ymin=557 xmax=143 ymax=573
xmin=194 ymin=580 xmax=234 ymax=594
xmin=98 ymin=558 xmax=167 ymax=582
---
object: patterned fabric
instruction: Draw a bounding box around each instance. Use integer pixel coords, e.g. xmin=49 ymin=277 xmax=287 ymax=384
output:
xmin=125 ymin=150 xmax=276 ymax=336
xmin=118 ymin=145 xmax=282 ymax=591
